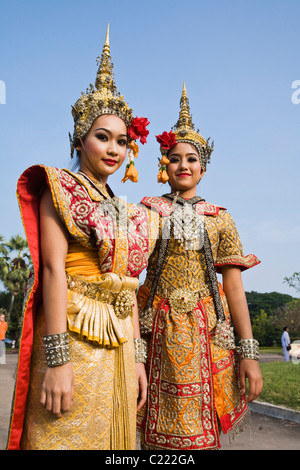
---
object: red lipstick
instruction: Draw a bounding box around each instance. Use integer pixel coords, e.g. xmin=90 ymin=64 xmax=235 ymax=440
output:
xmin=103 ymin=159 xmax=117 ymax=166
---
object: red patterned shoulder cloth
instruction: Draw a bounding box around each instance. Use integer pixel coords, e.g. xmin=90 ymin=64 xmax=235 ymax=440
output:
xmin=8 ymin=164 xmax=113 ymax=450
xmin=141 ymin=196 xmax=225 ymax=217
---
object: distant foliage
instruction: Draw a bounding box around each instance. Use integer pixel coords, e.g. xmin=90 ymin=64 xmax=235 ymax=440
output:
xmin=0 ymin=234 xmax=32 ymax=341
xmin=246 ymin=290 xmax=299 ymax=346
xmin=283 ymin=272 xmax=300 ymax=294
xmin=246 ymin=291 xmax=295 ymax=317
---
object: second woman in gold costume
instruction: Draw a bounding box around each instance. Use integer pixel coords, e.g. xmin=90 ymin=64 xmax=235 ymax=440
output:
xmin=137 ymin=84 xmax=263 ymax=450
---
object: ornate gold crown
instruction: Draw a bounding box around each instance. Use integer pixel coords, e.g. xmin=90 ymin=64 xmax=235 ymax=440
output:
xmin=69 ymin=25 xmax=150 ymax=183
xmin=69 ymin=24 xmax=134 ymax=158
xmin=156 ymin=83 xmax=214 ymax=183
xmin=173 ymin=82 xmax=214 ymax=169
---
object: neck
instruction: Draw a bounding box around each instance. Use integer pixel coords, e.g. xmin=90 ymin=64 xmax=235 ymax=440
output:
xmin=78 ymin=170 xmax=115 ymax=199
xmin=79 ymin=167 xmax=107 ymax=185
xmin=171 ymin=187 xmax=197 ymax=199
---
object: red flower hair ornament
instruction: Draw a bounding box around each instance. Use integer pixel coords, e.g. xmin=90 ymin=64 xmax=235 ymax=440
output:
xmin=122 ymin=117 xmax=150 ymax=183
xmin=155 ymin=130 xmax=177 ymax=184
xmin=127 ymin=117 xmax=150 ymax=144
xmin=156 ymin=130 xmax=177 ymax=151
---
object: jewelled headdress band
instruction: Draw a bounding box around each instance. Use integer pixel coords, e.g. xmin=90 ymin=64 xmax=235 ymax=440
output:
xmin=69 ymin=24 xmax=149 ymax=183
xmin=156 ymin=83 xmax=214 ymax=183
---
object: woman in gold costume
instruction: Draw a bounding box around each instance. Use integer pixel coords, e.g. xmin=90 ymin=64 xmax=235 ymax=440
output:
xmin=137 ymin=84 xmax=263 ymax=450
xmin=7 ymin=26 xmax=156 ymax=450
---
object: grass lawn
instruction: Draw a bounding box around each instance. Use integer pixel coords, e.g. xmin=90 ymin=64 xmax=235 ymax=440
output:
xmin=257 ymin=361 xmax=300 ymax=411
xmin=260 ymin=347 xmax=282 ymax=355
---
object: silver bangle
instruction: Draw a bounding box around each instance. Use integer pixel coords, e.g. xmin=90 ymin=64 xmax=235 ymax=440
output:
xmin=238 ymin=338 xmax=259 ymax=361
xmin=42 ymin=332 xmax=71 ymax=367
xmin=134 ymin=338 xmax=147 ymax=363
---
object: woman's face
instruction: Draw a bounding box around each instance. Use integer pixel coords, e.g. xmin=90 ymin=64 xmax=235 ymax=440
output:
xmin=76 ymin=114 xmax=128 ymax=183
xmin=167 ymin=142 xmax=205 ymax=197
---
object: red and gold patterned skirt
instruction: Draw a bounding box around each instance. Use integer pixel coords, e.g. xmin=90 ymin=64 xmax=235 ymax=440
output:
xmin=137 ymin=285 xmax=250 ymax=450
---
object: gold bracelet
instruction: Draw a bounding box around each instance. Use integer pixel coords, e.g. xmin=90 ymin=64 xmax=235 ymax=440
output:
xmin=134 ymin=338 xmax=147 ymax=363
xmin=42 ymin=332 xmax=71 ymax=367
xmin=238 ymin=338 xmax=259 ymax=361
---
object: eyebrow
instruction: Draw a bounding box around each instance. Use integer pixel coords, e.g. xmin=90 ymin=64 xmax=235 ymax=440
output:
xmin=169 ymin=152 xmax=198 ymax=157
xmin=94 ymin=127 xmax=127 ymax=137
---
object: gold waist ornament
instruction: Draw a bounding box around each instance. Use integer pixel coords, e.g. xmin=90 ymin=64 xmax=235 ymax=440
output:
xmin=168 ymin=288 xmax=198 ymax=315
xmin=67 ymin=272 xmax=139 ymax=319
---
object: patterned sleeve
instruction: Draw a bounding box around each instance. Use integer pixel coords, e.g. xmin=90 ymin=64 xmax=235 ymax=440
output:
xmin=129 ymin=203 xmax=160 ymax=260
xmin=45 ymin=167 xmax=98 ymax=248
xmin=214 ymin=211 xmax=260 ymax=272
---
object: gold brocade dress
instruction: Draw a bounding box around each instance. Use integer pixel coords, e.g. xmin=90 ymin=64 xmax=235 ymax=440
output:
xmin=137 ymin=195 xmax=260 ymax=450
xmin=7 ymin=165 xmax=158 ymax=451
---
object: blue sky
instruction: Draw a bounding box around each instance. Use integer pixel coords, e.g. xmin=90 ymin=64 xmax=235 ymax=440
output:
xmin=0 ymin=0 xmax=299 ymax=295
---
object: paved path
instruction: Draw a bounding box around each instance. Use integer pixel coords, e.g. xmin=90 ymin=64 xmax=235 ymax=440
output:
xmin=0 ymin=353 xmax=17 ymax=450
xmin=260 ymin=353 xmax=284 ymax=363
xmin=1 ymin=352 xmax=300 ymax=450
xmin=220 ymin=412 xmax=300 ymax=450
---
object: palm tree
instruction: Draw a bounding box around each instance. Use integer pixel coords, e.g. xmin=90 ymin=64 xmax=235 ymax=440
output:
xmin=0 ymin=235 xmax=31 ymax=317
xmin=0 ymin=235 xmax=9 ymax=281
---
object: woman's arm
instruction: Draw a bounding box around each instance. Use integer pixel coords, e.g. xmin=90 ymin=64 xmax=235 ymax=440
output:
xmin=39 ymin=188 xmax=74 ymax=418
xmin=132 ymin=293 xmax=147 ymax=411
xmin=222 ymin=266 xmax=263 ymax=403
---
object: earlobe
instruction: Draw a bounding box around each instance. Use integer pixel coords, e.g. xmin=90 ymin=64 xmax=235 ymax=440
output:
xmin=76 ymin=138 xmax=85 ymax=152
xmin=197 ymin=170 xmax=206 ymax=185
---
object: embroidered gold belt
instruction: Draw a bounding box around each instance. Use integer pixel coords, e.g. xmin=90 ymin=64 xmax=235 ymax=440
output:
xmin=143 ymin=277 xmax=211 ymax=301
xmin=66 ymin=273 xmax=139 ymax=319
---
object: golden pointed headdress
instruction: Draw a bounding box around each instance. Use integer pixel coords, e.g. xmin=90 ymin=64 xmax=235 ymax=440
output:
xmin=69 ymin=25 xmax=149 ymax=183
xmin=156 ymin=83 xmax=214 ymax=183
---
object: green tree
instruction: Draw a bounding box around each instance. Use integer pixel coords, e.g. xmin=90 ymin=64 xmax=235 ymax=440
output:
xmin=0 ymin=291 xmax=25 ymax=342
xmin=246 ymin=291 xmax=295 ymax=318
xmin=251 ymin=309 xmax=277 ymax=346
xmin=0 ymin=235 xmax=9 ymax=280
xmin=271 ymin=299 xmax=300 ymax=342
xmin=283 ymin=272 xmax=300 ymax=294
xmin=0 ymin=234 xmax=31 ymax=317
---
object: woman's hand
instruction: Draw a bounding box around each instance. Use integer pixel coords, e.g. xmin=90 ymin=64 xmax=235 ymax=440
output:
xmin=239 ymin=359 xmax=263 ymax=403
xmin=135 ymin=362 xmax=147 ymax=411
xmin=40 ymin=362 xmax=74 ymax=418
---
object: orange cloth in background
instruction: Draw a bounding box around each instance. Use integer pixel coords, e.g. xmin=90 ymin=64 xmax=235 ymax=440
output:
xmin=0 ymin=321 xmax=7 ymax=340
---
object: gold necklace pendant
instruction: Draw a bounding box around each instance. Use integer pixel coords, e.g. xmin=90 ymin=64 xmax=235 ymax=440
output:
xmin=168 ymin=288 xmax=198 ymax=315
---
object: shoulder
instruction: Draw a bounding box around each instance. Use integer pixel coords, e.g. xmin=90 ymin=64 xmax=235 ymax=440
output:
xmin=140 ymin=196 xmax=174 ymax=216
xmin=141 ymin=195 xmax=227 ymax=217
xmin=45 ymin=167 xmax=106 ymax=203
xmin=196 ymin=201 xmax=226 ymax=217
xmin=19 ymin=165 xmax=107 ymax=203
xmin=17 ymin=165 xmax=75 ymax=193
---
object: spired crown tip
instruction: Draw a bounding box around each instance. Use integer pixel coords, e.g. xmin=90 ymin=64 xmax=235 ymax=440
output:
xmin=95 ymin=24 xmax=115 ymax=92
xmin=171 ymin=83 xmax=213 ymax=169
xmin=105 ymin=23 xmax=109 ymax=44
xmin=103 ymin=23 xmax=110 ymax=53
xmin=174 ymin=81 xmax=194 ymax=131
